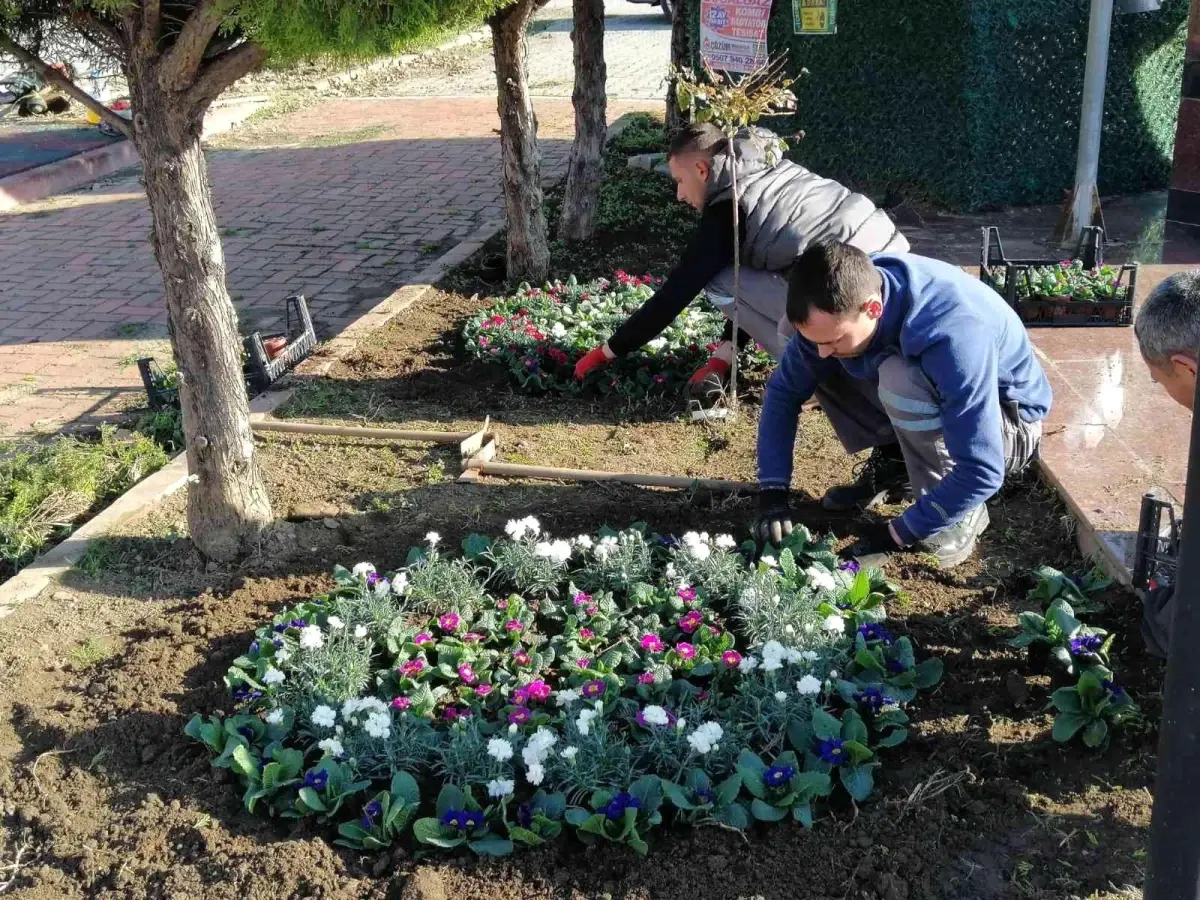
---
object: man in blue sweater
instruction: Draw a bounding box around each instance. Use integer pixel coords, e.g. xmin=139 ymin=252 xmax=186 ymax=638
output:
xmin=757 ymin=242 xmax=1053 ymax=568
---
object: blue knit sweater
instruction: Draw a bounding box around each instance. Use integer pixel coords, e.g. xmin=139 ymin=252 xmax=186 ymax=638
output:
xmin=757 ymin=253 xmax=1053 ymax=543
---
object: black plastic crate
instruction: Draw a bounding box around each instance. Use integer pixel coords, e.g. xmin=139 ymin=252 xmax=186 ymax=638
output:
xmin=138 ymin=294 xmax=317 ymax=409
xmin=1131 ymin=492 xmax=1180 ymax=592
xmin=979 ymin=225 xmax=1138 ymax=327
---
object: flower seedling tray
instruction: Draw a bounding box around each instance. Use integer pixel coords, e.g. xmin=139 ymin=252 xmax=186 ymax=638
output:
xmin=1131 ymin=492 xmax=1179 ymax=592
xmin=138 ymin=294 xmax=317 ymax=409
xmin=979 ymin=226 xmax=1138 ymax=328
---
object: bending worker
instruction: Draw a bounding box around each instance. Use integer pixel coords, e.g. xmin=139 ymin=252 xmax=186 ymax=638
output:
xmin=756 ymin=242 xmax=1052 ymax=570
xmin=573 ymin=122 xmax=908 ymax=396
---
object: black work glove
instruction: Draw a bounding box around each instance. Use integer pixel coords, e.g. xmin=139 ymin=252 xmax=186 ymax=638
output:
xmin=757 ymin=489 xmax=794 ymax=545
xmin=839 ymin=520 xmax=901 ymax=562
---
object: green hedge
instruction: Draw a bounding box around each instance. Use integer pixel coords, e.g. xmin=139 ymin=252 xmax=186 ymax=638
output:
xmin=689 ymin=0 xmax=1188 ymax=210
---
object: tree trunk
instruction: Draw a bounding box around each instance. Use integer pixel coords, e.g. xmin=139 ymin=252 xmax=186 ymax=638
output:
xmin=128 ymin=69 xmax=273 ymax=562
xmin=558 ymin=0 xmax=607 ymax=242
xmin=490 ymin=0 xmax=551 ymax=283
xmin=665 ymin=0 xmax=690 ymax=131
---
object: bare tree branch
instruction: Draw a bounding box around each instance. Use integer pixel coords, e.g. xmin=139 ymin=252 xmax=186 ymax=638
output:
xmin=141 ymin=0 xmax=162 ymax=57
xmin=158 ymin=0 xmax=223 ymax=91
xmin=186 ymin=40 xmax=265 ymax=112
xmin=0 ymin=28 xmax=133 ymax=140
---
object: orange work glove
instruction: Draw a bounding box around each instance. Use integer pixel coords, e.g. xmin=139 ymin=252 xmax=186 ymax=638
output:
xmin=687 ymin=356 xmax=731 ymax=385
xmin=574 ymin=345 xmax=613 ymax=380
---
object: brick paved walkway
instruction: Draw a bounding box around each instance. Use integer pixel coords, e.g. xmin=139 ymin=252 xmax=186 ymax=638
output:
xmin=0 ymin=96 xmax=657 ymax=435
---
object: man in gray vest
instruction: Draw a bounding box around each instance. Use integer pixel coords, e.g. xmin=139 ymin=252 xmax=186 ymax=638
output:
xmin=573 ymin=122 xmax=909 ymax=397
xmin=1132 ymin=269 xmax=1200 ymax=657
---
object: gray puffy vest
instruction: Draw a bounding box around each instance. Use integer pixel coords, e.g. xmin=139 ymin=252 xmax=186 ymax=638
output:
xmin=703 ymin=126 xmax=909 ymax=357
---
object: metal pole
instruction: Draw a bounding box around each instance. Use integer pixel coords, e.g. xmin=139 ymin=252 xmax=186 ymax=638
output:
xmin=1145 ymin=371 xmax=1200 ymax=899
xmin=1066 ymin=0 xmax=1114 ymax=245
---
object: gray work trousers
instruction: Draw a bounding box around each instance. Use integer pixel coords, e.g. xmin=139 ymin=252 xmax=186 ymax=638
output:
xmin=815 ymin=355 xmax=1043 ymax=523
xmin=704 ymin=266 xmax=792 ymax=360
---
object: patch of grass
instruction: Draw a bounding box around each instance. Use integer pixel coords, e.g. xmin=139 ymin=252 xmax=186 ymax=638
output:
xmin=118 ymin=323 xmax=151 ymax=338
xmin=424 ymin=460 xmax=446 ymax=484
xmin=76 ymin=538 xmax=121 ymax=577
xmin=0 ymin=430 xmax=168 ymax=580
xmin=220 ymin=226 xmax=251 ymax=238
xmin=68 ymin=636 xmax=112 ymax=670
xmin=130 ymin=408 xmax=185 ymax=455
xmin=356 ymin=240 xmax=374 ymax=250
xmin=298 ymin=124 xmax=391 ymax=148
xmin=276 ymin=380 xmax=382 ymax=420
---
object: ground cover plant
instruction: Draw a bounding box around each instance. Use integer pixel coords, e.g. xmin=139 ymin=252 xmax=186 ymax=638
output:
xmin=0 ymin=428 xmax=167 ymax=580
xmin=188 ymin=519 xmax=942 ymax=854
xmin=462 ymin=273 xmax=771 ymax=398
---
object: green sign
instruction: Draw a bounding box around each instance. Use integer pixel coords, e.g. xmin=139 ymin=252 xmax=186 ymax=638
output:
xmin=793 ymin=0 xmax=836 ymax=34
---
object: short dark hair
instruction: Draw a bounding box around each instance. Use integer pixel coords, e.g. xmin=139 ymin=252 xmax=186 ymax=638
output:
xmin=667 ymin=122 xmax=726 ymax=160
xmin=787 ymin=242 xmax=880 ymax=324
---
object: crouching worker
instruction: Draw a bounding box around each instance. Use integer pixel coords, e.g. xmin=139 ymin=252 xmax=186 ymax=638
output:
xmin=1132 ymin=270 xmax=1200 ymax=658
xmin=573 ymin=122 xmax=908 ymax=397
xmin=756 ymin=242 xmax=1053 ymax=569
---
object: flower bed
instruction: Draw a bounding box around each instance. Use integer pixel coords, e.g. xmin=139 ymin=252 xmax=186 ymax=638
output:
xmin=186 ymin=521 xmax=942 ymax=856
xmin=462 ymin=272 xmax=773 ymax=397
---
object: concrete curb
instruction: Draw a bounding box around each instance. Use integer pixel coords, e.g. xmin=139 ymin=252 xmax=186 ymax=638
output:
xmin=0 ymin=95 xmax=271 ymax=211
xmin=0 ymin=391 xmax=291 ymax=619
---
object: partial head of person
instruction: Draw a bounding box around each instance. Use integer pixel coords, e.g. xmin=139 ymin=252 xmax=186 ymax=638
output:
xmin=786 ymin=242 xmax=884 ymax=359
xmin=666 ymin=122 xmax=727 ymax=211
xmin=1134 ymin=269 xmax=1200 ymax=411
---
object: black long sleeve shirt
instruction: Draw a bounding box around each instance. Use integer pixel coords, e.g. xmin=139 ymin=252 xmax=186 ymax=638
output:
xmin=607 ymin=200 xmax=748 ymax=356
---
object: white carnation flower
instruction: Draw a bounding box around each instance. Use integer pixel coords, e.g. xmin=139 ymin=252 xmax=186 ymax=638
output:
xmin=715 ymin=534 xmax=737 ymax=550
xmin=807 ymin=567 xmax=837 ymax=592
xmin=326 ymin=616 xmax=344 ymax=631
xmin=391 ymin=572 xmax=409 ymax=595
xmin=274 ymin=647 xmax=291 ymax=665
xmin=689 ymin=543 xmax=711 ymax=562
xmin=262 ymin=667 xmax=285 ymax=686
xmin=801 ymin=650 xmax=819 ymax=661
xmin=299 ymin=625 xmax=324 ymax=650
xmin=560 ymin=746 xmax=579 ymax=761
xmin=552 ymin=322 xmax=567 ymax=338
xmin=355 ymin=625 xmax=369 ymax=639
xmin=352 ymin=562 xmax=376 ymax=579
xmin=823 ymin=614 xmax=846 ymax=634
xmin=265 ymin=708 xmax=284 ymax=725
xmin=641 ymin=705 xmax=669 ymax=726
xmin=425 ymin=531 xmax=440 ymax=548
xmin=526 ymin=763 xmax=545 ymax=786
xmin=487 ymin=779 xmax=515 ymax=799
xmin=555 ymin=689 xmax=580 ymax=708
xmin=796 ymin=675 xmax=822 ymax=695
xmin=487 ymin=738 xmax=514 ymax=762
xmin=738 ymin=655 xmax=759 ymax=673
xmin=317 ymin=737 xmax=344 ymax=758
xmin=574 ymin=535 xmax=594 ymax=549
xmin=775 ymin=691 xmax=788 ymax=702
xmin=686 ymin=721 xmax=724 ymax=755
xmin=363 ymin=711 xmax=391 ymax=739
xmin=761 ymin=555 xmax=777 ymax=568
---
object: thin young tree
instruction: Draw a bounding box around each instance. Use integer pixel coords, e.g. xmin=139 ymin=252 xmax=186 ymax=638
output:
xmin=671 ymin=60 xmax=800 ymax=412
xmin=0 ymin=0 xmax=501 ymax=561
xmin=558 ymin=0 xmax=605 ymax=242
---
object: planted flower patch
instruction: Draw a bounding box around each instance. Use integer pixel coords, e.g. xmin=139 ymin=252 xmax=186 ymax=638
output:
xmin=462 ymin=272 xmax=772 ymax=397
xmin=186 ymin=521 xmax=943 ymax=855
xmin=981 ymin=259 xmax=1136 ymax=327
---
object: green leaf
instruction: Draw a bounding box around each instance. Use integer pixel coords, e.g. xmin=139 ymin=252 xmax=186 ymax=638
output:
xmin=914 ymin=658 xmax=944 ymax=689
xmin=789 ymin=771 xmax=832 ymax=799
xmin=841 ymin=710 xmax=869 ymax=744
xmin=564 ymin=808 xmax=593 ymax=828
xmin=579 ymin=814 xmax=608 ymax=836
xmin=540 ymin=792 xmax=567 ymax=820
xmin=435 ymin=784 xmax=464 ymax=818
xmin=750 ymin=799 xmax=788 ymax=822
xmin=335 ymin=822 xmax=371 ymax=844
xmin=627 ymin=833 xmax=649 ymax=856
xmin=811 ymin=707 xmax=842 ymax=741
xmin=792 ymin=803 xmax=814 ymax=828
xmin=840 ymin=765 xmax=875 ymax=802
xmin=848 ymin=570 xmax=871 ymax=603
xmin=469 ymin=838 xmax=514 ymax=857
xmin=412 ymin=818 xmax=460 ymax=848
xmin=788 ymin=718 xmax=814 ymax=753
xmin=1048 ymin=601 xmax=1081 ymax=638
xmin=876 ymin=727 xmax=909 ymax=748
xmin=714 ymin=772 xmax=742 ymax=807
xmin=1050 ymin=687 xmax=1083 ymax=713
xmin=715 ymin=802 xmax=750 ymax=830
xmin=660 ymin=779 xmax=695 ymax=811
xmin=332 ymin=564 xmax=355 ymax=585
xmin=736 ymin=751 xmax=767 ymax=800
xmin=630 ymin=775 xmax=663 ymax=814
xmin=231 ymin=744 xmax=258 ymax=779
xmin=1052 ymin=712 xmax=1089 ymax=743
xmin=462 ymin=534 xmax=491 ymax=560
xmin=508 ymin=825 xmax=545 ymax=846
xmin=1082 ymin=718 xmax=1109 ymax=749
xmin=855 ymin=649 xmax=885 ymax=672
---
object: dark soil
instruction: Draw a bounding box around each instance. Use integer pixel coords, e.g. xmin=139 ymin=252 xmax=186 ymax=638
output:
xmin=0 ymin=115 xmax=1160 ymax=899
